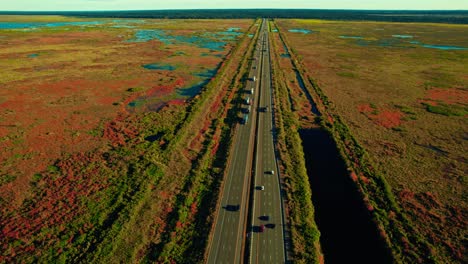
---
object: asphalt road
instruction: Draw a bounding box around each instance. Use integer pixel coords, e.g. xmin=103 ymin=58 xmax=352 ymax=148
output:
xmin=249 ymin=20 xmax=286 ymax=264
xmin=206 ymin=21 xmax=263 ymax=264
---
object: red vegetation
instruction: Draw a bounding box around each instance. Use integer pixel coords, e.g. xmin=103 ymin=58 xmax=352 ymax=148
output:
xmin=357 ymin=104 xmax=374 ymax=113
xmin=350 ymin=171 xmax=358 ymax=182
xmin=398 ymin=189 xmax=466 ymax=261
xmin=360 ymin=175 xmax=371 ymax=185
xmin=103 ymin=113 xmax=139 ymax=146
xmin=426 ymin=88 xmax=468 ymax=105
xmin=357 ymin=104 xmax=404 ymax=128
xmin=0 ymin=152 xmax=109 ymax=262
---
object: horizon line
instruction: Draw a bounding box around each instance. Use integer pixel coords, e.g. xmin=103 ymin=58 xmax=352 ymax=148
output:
xmin=1 ymin=8 xmax=468 ymax=12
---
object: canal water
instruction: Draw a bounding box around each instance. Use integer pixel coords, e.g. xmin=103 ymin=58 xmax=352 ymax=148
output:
xmin=299 ymin=128 xmax=393 ymax=264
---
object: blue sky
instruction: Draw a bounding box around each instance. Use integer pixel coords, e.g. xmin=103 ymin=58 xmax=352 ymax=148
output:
xmin=1 ymin=0 xmax=467 ymax=11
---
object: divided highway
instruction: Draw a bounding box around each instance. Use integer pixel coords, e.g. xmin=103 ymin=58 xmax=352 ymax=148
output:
xmin=249 ymin=20 xmax=286 ymax=264
xmin=207 ymin=19 xmax=285 ymax=264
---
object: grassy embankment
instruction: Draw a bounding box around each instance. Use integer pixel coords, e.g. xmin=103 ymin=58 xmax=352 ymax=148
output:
xmin=268 ymin=21 xmax=322 ymax=264
xmin=0 ymin=19 xmax=257 ymax=263
xmin=272 ymin=19 xmax=459 ymax=263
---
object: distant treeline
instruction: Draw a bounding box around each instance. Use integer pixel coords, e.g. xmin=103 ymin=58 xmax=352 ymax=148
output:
xmin=1 ymin=9 xmax=468 ymax=24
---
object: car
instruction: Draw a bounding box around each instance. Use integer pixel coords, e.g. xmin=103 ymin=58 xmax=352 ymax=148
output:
xmin=256 ymin=185 xmax=265 ymax=191
xmin=266 ymin=170 xmax=274 ymax=175
xmin=225 ymin=204 xmax=240 ymax=211
xmin=259 ymin=215 xmax=270 ymax=221
xmin=259 ymin=224 xmax=265 ymax=232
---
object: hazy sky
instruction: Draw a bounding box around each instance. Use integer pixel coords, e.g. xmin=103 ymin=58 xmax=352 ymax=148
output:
xmin=1 ymin=0 xmax=467 ymax=11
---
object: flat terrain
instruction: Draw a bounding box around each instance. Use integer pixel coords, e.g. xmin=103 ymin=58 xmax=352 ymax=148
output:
xmin=0 ymin=16 xmax=254 ymax=262
xmin=0 ymin=17 xmax=246 ymax=205
xmin=275 ymin=19 xmax=467 ymax=263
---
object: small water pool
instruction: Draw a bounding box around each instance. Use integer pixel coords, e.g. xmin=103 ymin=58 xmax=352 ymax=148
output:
xmin=128 ymin=29 xmax=236 ymax=51
xmin=142 ymin=63 xmax=176 ymax=71
xmin=27 ymin=53 xmax=39 ymax=58
xmin=226 ymin=27 xmax=241 ymax=32
xmin=177 ymin=68 xmax=218 ymax=97
xmin=0 ymin=21 xmax=104 ymax=29
xmin=392 ymin=34 xmax=413 ymax=39
xmin=288 ymin=29 xmax=313 ymax=34
xmin=420 ymin=44 xmax=468 ymax=50
xmin=339 ymin=35 xmax=364 ymax=39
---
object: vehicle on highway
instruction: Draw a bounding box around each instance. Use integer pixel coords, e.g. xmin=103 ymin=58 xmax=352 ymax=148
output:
xmin=259 ymin=215 xmax=270 ymax=221
xmin=241 ymin=114 xmax=248 ymax=124
xmin=256 ymin=185 xmax=265 ymax=191
xmin=259 ymin=224 xmax=265 ymax=232
xmin=225 ymin=204 xmax=240 ymax=211
xmin=266 ymin=170 xmax=274 ymax=175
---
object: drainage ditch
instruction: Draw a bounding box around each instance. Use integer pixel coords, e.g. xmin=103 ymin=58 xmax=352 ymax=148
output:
xmin=299 ymin=128 xmax=393 ymax=264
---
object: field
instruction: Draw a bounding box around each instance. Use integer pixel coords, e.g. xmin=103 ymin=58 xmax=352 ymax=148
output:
xmin=0 ymin=16 xmax=255 ymax=262
xmin=274 ymin=19 xmax=467 ymax=263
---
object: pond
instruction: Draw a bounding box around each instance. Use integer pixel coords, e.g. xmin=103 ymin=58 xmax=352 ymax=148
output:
xmin=177 ymin=68 xmax=218 ymax=97
xmin=128 ymin=66 xmax=220 ymax=111
xmin=288 ymin=28 xmax=313 ymax=34
xmin=343 ymin=34 xmax=468 ymax=50
xmin=142 ymin=63 xmax=176 ymax=71
xmin=0 ymin=21 xmax=105 ymax=29
xmin=128 ymin=27 xmax=242 ymax=51
xmin=420 ymin=44 xmax=468 ymax=50
xmin=27 ymin=53 xmax=39 ymax=58
xmin=339 ymin=35 xmax=364 ymax=39
xmin=392 ymin=34 xmax=413 ymax=39
xmin=0 ymin=19 xmax=146 ymax=30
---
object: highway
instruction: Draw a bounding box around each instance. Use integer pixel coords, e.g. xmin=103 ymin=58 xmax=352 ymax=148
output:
xmin=207 ymin=19 xmax=285 ymax=264
xmin=249 ymin=20 xmax=286 ymax=264
xmin=206 ymin=20 xmax=263 ymax=264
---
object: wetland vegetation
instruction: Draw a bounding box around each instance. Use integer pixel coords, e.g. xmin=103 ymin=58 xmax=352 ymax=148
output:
xmin=0 ymin=10 xmax=466 ymax=264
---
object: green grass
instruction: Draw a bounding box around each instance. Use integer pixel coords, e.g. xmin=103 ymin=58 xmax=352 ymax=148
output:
xmin=423 ymin=103 xmax=468 ymax=116
xmin=269 ymin=20 xmax=322 ymax=263
xmin=0 ymin=174 xmax=16 ymax=186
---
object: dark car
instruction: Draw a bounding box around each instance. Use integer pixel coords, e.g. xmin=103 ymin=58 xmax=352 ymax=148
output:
xmin=259 ymin=215 xmax=270 ymax=221
xmin=225 ymin=204 xmax=240 ymax=211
